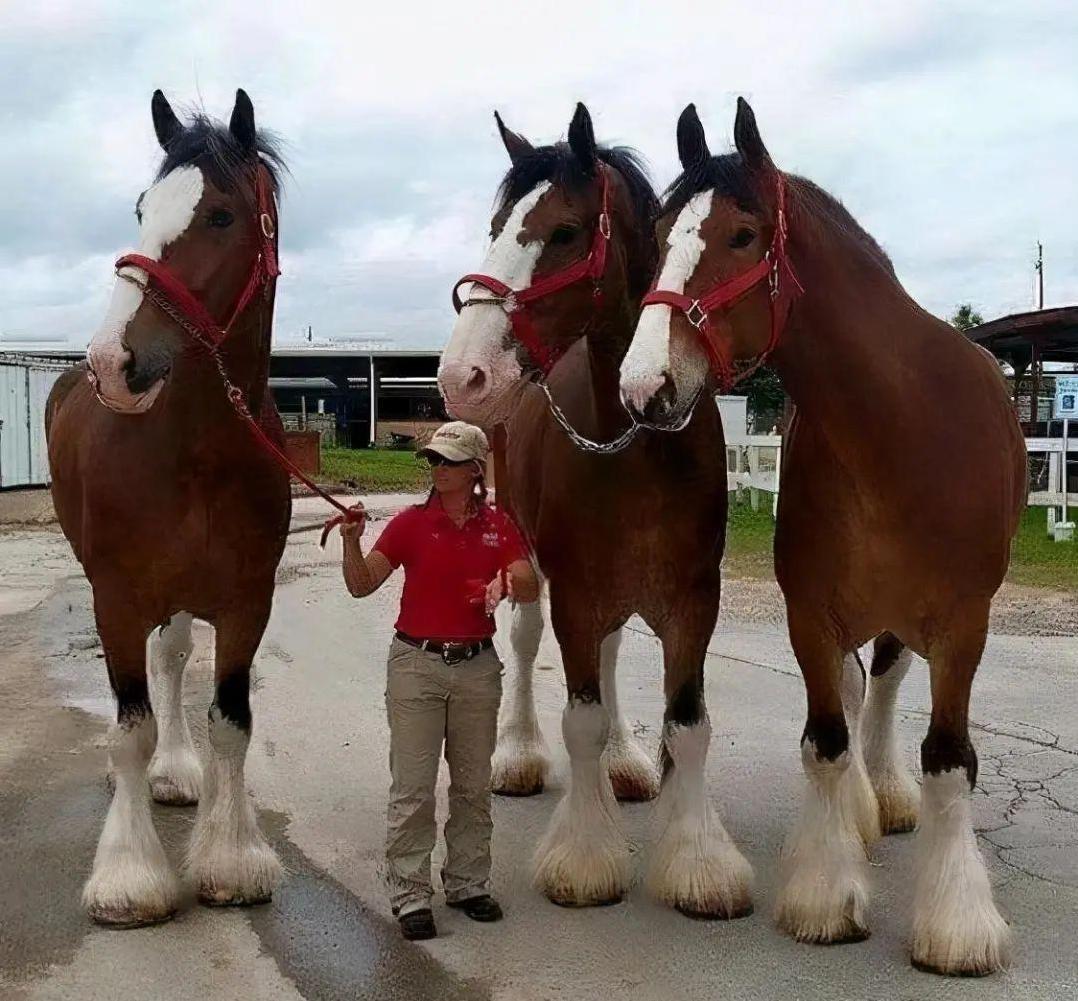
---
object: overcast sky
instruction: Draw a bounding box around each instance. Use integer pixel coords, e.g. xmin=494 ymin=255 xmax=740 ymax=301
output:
xmin=1 ymin=2 xmax=1075 ymax=350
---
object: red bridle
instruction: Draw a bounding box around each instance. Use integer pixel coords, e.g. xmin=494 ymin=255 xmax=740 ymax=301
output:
xmin=640 ymin=172 xmax=803 ymax=391
xmin=113 ymin=164 xmax=280 ymax=353
xmin=451 ymin=165 xmax=612 ymax=376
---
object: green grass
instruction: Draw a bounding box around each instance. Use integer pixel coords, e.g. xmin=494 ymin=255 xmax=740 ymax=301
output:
xmin=722 ymin=493 xmax=1078 ymax=593
xmin=1006 ymin=506 xmax=1078 ymax=592
xmin=319 ymin=446 xmax=429 ymax=493
xmin=723 ymin=496 xmax=778 ymax=578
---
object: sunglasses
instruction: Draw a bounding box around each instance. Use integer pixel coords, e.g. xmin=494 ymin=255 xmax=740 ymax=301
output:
xmin=422 ymin=453 xmax=470 ymax=468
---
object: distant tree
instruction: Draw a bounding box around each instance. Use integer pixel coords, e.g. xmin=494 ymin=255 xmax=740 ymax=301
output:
xmin=950 ymin=303 xmax=984 ymax=332
xmin=738 ymin=366 xmax=785 ymax=433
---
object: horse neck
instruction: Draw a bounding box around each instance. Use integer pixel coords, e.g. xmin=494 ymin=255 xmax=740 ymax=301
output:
xmin=771 ymin=235 xmax=929 ymax=431
xmin=173 ymin=280 xmax=276 ymax=427
xmin=583 ymin=247 xmax=639 ymax=437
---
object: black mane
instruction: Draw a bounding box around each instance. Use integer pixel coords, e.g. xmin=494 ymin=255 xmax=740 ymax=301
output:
xmin=663 ymin=152 xmax=894 ymax=275
xmin=155 ymin=111 xmax=287 ymax=195
xmin=496 ymin=143 xmax=660 ymax=297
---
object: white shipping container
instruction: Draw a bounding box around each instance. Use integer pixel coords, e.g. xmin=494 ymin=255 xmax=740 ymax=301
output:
xmin=0 ymin=358 xmax=70 ymax=488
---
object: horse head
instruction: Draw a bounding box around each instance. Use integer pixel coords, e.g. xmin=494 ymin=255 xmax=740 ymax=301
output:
xmin=87 ymin=89 xmax=283 ymax=414
xmin=621 ymin=98 xmax=789 ymax=428
xmin=441 ymin=104 xmax=657 ymax=427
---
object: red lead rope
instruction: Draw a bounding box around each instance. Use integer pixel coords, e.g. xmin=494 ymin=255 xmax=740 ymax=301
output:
xmin=104 ymin=163 xmax=363 ymax=547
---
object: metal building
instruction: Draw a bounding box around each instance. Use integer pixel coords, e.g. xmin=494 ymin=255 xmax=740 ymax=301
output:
xmin=0 ymin=355 xmax=69 ymax=488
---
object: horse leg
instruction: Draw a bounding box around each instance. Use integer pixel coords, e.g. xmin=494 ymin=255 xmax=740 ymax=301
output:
xmin=863 ymin=633 xmax=919 ymax=834
xmin=186 ymin=602 xmax=281 ymax=906
xmin=533 ymin=604 xmax=630 ymax=907
xmin=146 ymin=612 xmax=202 ymax=805
xmin=84 ymin=598 xmax=178 ymax=926
xmin=910 ymin=610 xmax=1010 ymax=976
xmin=535 ymin=578 xmax=562 ymax=672
xmin=775 ymin=611 xmax=879 ymax=944
xmin=600 ymin=628 xmax=660 ymax=802
xmin=839 ymin=650 xmax=884 ymax=845
xmin=491 ymin=597 xmax=550 ymax=796
xmin=647 ymin=599 xmax=753 ymax=919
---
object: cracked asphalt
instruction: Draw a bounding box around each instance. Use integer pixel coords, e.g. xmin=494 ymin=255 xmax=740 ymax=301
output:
xmin=1 ymin=494 xmax=1076 ymax=1000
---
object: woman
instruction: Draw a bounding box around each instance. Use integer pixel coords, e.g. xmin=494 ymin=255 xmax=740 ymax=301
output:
xmin=340 ymin=421 xmax=538 ymax=941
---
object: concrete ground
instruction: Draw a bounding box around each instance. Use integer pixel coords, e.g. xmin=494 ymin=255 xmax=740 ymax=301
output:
xmin=1 ymin=493 xmax=1076 ymax=1000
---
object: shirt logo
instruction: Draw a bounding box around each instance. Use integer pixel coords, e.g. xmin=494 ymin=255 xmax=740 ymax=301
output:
xmin=482 ymin=531 xmax=500 ymax=547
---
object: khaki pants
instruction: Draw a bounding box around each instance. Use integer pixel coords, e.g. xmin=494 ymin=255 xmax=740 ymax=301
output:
xmin=384 ymin=637 xmax=502 ymax=916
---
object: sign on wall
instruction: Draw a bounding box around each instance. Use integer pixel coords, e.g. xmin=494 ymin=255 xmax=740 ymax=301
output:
xmin=1056 ymin=376 xmax=1078 ymax=419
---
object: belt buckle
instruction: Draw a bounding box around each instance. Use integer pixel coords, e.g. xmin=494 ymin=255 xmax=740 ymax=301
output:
xmin=442 ymin=643 xmax=464 ymax=666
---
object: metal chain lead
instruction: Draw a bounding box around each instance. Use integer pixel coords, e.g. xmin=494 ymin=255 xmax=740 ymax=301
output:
xmin=536 ymin=379 xmax=641 ymax=455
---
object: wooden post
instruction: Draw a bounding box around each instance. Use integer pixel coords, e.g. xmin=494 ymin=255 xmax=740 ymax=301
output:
xmin=748 ymin=445 xmax=760 ymax=511
xmin=1030 ymin=341 xmax=1042 ymax=435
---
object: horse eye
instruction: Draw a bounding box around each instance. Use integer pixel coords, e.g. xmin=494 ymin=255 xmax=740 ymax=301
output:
xmin=729 ymin=227 xmax=756 ymax=249
xmin=209 ymin=209 xmax=234 ymax=229
xmin=135 ymin=208 xmax=142 ymax=225
xmin=550 ymin=225 xmax=578 ymax=246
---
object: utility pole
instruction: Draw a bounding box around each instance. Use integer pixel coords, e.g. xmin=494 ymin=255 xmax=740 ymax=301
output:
xmin=1035 ymin=242 xmax=1044 ymax=309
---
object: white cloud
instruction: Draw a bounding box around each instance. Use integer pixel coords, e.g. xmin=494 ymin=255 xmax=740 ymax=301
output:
xmin=1 ymin=0 xmax=1076 ymax=348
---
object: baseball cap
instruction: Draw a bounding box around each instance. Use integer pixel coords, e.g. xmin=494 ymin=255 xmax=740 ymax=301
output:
xmin=420 ymin=421 xmax=489 ymax=464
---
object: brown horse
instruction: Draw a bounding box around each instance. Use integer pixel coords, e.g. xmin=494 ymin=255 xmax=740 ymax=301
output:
xmin=439 ymin=105 xmax=749 ymax=918
xmin=620 ymin=99 xmax=1026 ymax=975
xmin=46 ymin=90 xmax=291 ymax=926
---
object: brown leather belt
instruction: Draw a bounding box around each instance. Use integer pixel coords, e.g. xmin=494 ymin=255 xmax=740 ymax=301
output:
xmin=395 ymin=631 xmax=494 ymax=666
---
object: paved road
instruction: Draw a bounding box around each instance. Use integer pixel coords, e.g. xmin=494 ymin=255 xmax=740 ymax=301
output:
xmin=1 ymin=505 xmax=1076 ymax=1000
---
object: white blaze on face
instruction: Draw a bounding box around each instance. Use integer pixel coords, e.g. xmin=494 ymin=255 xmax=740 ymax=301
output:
xmin=620 ymin=189 xmax=713 ymax=411
xmin=439 ymin=181 xmax=552 ymax=423
xmin=87 ymin=166 xmax=204 ymax=413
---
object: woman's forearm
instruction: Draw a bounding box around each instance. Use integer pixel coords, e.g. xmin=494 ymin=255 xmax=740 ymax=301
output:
xmin=343 ymin=538 xmax=391 ymax=597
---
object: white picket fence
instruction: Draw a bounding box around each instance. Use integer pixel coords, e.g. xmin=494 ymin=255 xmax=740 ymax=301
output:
xmin=727 ymin=433 xmax=1077 ymax=528
xmin=726 ymin=433 xmax=782 ymax=516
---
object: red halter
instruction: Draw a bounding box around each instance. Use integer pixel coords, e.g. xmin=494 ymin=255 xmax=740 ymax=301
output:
xmin=640 ymin=172 xmax=803 ymax=391
xmin=113 ymin=164 xmax=280 ymax=352
xmin=451 ymin=165 xmax=612 ymax=375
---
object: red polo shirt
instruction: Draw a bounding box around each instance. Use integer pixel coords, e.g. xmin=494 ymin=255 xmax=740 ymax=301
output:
xmin=373 ymin=498 xmax=530 ymax=641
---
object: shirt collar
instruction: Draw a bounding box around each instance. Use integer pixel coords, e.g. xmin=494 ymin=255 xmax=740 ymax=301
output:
xmin=430 ymin=493 xmax=482 ymax=529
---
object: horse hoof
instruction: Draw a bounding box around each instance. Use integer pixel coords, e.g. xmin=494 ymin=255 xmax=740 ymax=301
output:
xmin=549 ymin=893 xmax=622 ymax=908
xmin=819 ymin=926 xmax=871 ymax=946
xmin=494 ymin=782 xmax=544 ymax=797
xmin=911 ymin=957 xmax=993 ymax=978
xmin=677 ymin=901 xmax=754 ymax=921
xmin=199 ymin=889 xmax=273 ymax=908
xmin=150 ymin=778 xmax=199 ymax=806
xmin=609 ymin=770 xmax=660 ymax=803
xmin=88 ymin=904 xmax=175 ymax=929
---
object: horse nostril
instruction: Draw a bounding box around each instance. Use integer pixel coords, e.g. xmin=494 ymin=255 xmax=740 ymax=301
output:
xmin=123 ymin=345 xmax=170 ymax=395
xmin=466 ymin=367 xmax=487 ymax=394
xmin=640 ymin=372 xmax=678 ymax=425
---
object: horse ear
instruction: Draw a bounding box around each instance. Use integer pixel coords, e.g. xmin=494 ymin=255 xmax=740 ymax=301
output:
xmin=733 ymin=96 xmax=774 ymax=174
xmin=676 ymin=103 xmax=710 ymax=170
xmin=494 ymin=110 xmax=533 ymax=165
xmin=151 ymin=90 xmax=182 ymax=152
xmin=568 ymin=102 xmax=597 ymax=174
xmin=229 ymin=88 xmax=257 ymax=152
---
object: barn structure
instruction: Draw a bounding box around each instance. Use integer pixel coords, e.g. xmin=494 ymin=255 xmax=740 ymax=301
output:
xmin=0 ymin=344 xmax=445 ymax=487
